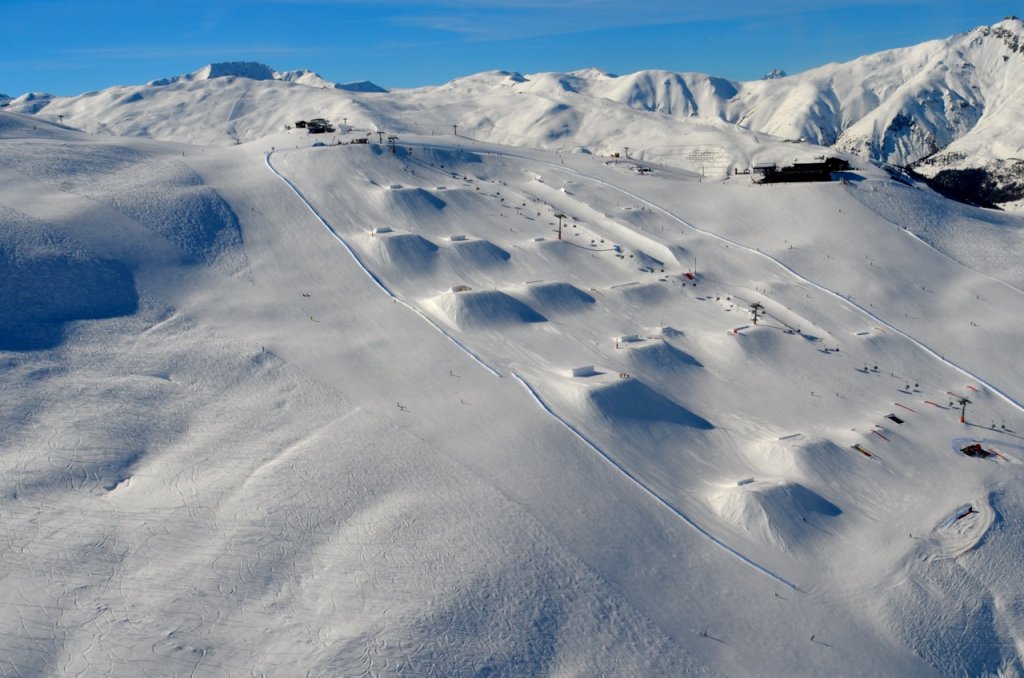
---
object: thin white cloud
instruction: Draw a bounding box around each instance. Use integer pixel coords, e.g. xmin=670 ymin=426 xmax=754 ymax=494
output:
xmin=380 ymin=0 xmax=932 ymax=41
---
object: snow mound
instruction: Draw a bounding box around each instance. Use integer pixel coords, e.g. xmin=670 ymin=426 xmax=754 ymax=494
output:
xmin=10 ymin=146 xmax=244 ymax=269
xmin=385 ymin=187 xmax=447 ymax=216
xmin=450 ymin=239 xmax=511 ymax=268
xmin=732 ymin=326 xmax=786 ymax=356
xmin=624 ymin=282 xmax=673 ymax=305
xmin=435 ymin=289 xmax=546 ymax=329
xmin=583 ymin=379 xmax=712 ymax=429
xmin=624 ymin=340 xmax=703 ymax=372
xmin=369 ymin=233 xmax=439 ymax=274
xmin=927 ymin=498 xmax=995 ymax=559
xmin=0 ymin=216 xmax=138 ymax=350
xmin=745 ymin=436 xmax=866 ymax=487
xmin=530 ymin=238 xmax=615 ymax=268
xmin=521 ymin=282 xmax=595 ymax=314
xmin=709 ymin=480 xmax=840 ymax=552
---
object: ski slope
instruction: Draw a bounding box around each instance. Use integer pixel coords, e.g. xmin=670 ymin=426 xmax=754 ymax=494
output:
xmin=3 ymin=103 xmax=1024 ymax=677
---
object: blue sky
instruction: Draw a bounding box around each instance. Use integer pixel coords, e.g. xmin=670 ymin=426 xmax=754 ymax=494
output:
xmin=1 ymin=1 xmax=1017 ymax=96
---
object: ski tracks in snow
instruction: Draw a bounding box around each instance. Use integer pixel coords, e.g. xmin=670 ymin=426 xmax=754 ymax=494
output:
xmin=264 ymin=150 xmax=500 ymax=378
xmin=479 ymin=145 xmax=1024 ymax=418
xmin=512 ymin=372 xmax=800 ymax=591
xmin=264 ymin=147 xmax=800 ymax=591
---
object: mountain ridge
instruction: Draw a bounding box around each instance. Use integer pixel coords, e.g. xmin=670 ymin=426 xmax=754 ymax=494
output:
xmin=7 ymin=18 xmax=1023 ymax=206
xmin=146 ymin=60 xmax=389 ymax=93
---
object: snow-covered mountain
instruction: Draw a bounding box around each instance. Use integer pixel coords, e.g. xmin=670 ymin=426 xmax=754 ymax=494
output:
xmin=6 ymin=97 xmax=1024 ymax=675
xmin=5 ymin=18 xmax=1024 ymax=676
xmin=146 ymin=60 xmax=388 ymax=93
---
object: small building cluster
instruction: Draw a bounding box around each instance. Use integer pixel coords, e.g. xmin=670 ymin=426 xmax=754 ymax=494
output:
xmin=294 ymin=118 xmax=336 ymax=134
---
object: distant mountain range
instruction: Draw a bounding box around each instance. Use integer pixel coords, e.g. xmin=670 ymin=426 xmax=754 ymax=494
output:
xmin=147 ymin=61 xmax=389 ymax=93
xmin=7 ymin=16 xmax=1023 ymax=207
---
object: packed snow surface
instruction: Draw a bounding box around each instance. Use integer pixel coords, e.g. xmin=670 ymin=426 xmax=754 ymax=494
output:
xmin=3 ymin=31 xmax=1024 ymax=674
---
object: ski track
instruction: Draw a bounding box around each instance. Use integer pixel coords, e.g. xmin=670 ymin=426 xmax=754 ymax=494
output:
xmin=848 ymin=189 xmax=1024 ymax=298
xmin=264 ymin=150 xmax=501 ymax=378
xmin=453 ymin=140 xmax=1024 ymax=418
xmin=512 ymin=372 xmax=799 ymax=591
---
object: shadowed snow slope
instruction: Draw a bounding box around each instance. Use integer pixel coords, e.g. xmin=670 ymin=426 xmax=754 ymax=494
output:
xmin=583 ymin=378 xmax=713 ymax=430
xmin=450 ymin=239 xmax=511 ymax=268
xmin=520 ymin=281 xmax=595 ymax=314
xmin=368 ymin=232 xmax=440 ymax=274
xmin=0 ymin=210 xmax=138 ymax=350
xmin=386 ymin=186 xmax=448 ymax=215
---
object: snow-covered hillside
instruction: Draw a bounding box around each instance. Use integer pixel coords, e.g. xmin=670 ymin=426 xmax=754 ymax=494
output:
xmin=5 ymin=69 xmax=1024 ymax=675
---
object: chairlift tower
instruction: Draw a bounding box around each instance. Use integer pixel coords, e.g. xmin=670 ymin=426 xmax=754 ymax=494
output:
xmin=554 ymin=213 xmax=566 ymax=240
xmin=749 ymin=302 xmax=765 ymax=325
xmin=958 ymin=396 xmax=971 ymax=424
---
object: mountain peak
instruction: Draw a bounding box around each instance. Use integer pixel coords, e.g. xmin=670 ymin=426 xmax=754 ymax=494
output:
xmin=983 ymin=17 xmax=1024 ymax=56
xmin=761 ymin=68 xmax=787 ymax=80
xmin=196 ymin=62 xmax=277 ymax=81
xmin=335 ymin=80 xmax=389 ymax=93
xmin=149 ymin=62 xmax=277 ymax=86
xmin=571 ymin=67 xmax=617 ymax=80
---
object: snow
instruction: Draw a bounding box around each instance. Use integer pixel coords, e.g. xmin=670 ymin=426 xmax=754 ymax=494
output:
xmin=4 ymin=24 xmax=1024 ymax=674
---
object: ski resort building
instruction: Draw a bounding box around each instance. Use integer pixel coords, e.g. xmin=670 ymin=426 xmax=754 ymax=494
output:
xmin=756 ymin=157 xmax=851 ymax=183
xmin=294 ymin=118 xmax=335 ymax=134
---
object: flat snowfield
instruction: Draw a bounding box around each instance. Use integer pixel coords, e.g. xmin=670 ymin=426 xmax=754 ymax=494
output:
xmin=3 ymin=111 xmax=1024 ymax=676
